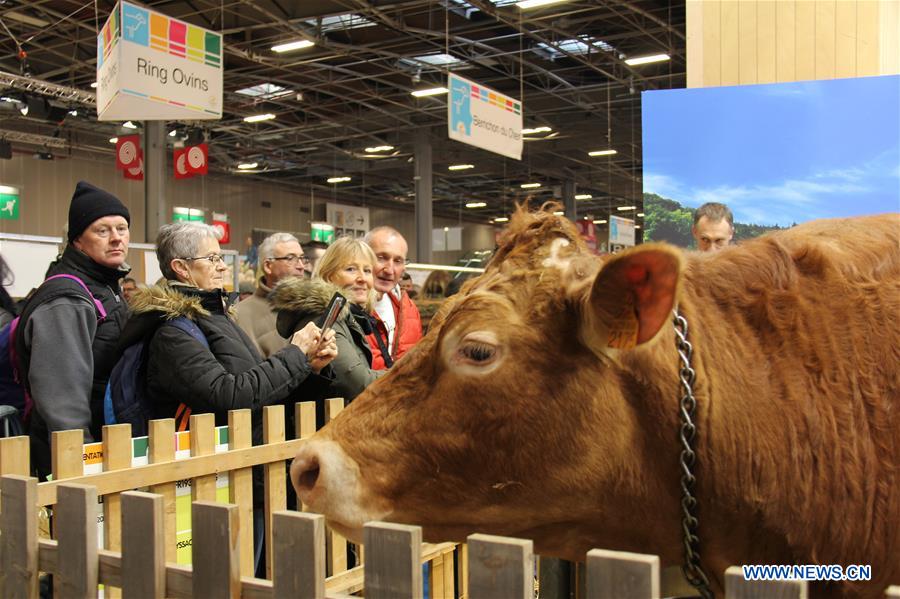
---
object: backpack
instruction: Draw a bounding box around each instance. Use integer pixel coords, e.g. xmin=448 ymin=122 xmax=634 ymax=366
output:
xmin=104 ymin=316 xmax=207 ymax=437
xmin=0 ymin=274 xmax=107 ymax=429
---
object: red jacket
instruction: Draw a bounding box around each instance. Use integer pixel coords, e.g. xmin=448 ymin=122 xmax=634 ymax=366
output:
xmin=366 ymin=288 xmax=422 ymax=369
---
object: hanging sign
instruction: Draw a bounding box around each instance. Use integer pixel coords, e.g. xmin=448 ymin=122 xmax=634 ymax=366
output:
xmin=115 ymin=135 xmax=141 ymax=169
xmin=212 ymin=212 xmax=230 ymax=244
xmin=609 ymin=215 xmax=636 ymax=247
xmin=97 ymin=1 xmax=223 ymax=121
xmin=448 ymin=73 xmax=522 ymax=160
xmin=122 ymin=149 xmax=144 ymax=180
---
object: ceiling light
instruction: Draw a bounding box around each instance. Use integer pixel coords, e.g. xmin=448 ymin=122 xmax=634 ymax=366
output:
xmin=238 ymin=162 xmax=258 ymax=170
xmin=235 ymin=83 xmax=291 ymax=99
xmin=593 ymin=219 xmax=607 ymax=224
xmin=364 ymin=145 xmax=394 ymax=153
xmin=411 ymin=87 xmax=448 ymax=97
xmin=109 ymin=137 xmax=118 ymax=143
xmin=244 ymin=113 xmax=276 ymax=123
xmin=520 ymin=182 xmax=541 ymax=189
xmin=575 ymin=194 xmax=592 ymax=200
xmin=637 ymin=212 xmax=644 ymax=217
xmin=517 ymin=0 xmax=568 ymax=8
xmin=68 ymin=110 xmax=78 ymax=117
xmin=123 ymin=121 xmax=137 ymax=129
xmin=588 ymin=149 xmax=617 ymax=157
xmin=553 ymin=211 xmax=564 ymax=216
xmin=624 ymin=53 xmax=670 ymax=66
xmin=465 ymin=202 xmax=487 ymax=208
xmin=327 ymin=176 xmax=351 ymax=183
xmin=90 ymin=82 xmax=98 ymax=88
xmin=168 ymin=129 xmax=178 ymax=137
xmin=635 ymin=225 xmax=642 ymax=229
xmin=448 ymin=164 xmax=474 ymax=171
xmin=271 ymin=40 xmax=314 ymax=53
xmin=521 ymin=126 xmax=552 ymax=135
xmin=494 ymin=217 xmax=509 ymax=223
xmin=617 ymin=206 xmax=636 ymax=211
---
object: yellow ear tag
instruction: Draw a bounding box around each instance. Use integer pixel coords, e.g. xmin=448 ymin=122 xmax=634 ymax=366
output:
xmin=607 ymin=303 xmax=639 ymax=349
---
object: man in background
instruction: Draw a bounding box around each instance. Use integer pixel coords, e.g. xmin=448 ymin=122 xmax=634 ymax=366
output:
xmin=692 ymin=202 xmax=734 ymax=252
xmin=303 ymin=240 xmax=328 ymax=276
xmin=365 ymin=226 xmax=422 ymax=369
xmin=235 ymin=232 xmax=308 ymax=357
xmin=120 ymin=277 xmax=138 ymax=304
xmin=19 ymin=181 xmax=131 ymax=478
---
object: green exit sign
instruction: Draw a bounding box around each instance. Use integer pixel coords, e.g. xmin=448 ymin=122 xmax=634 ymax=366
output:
xmin=311 ymin=222 xmax=335 ymax=244
xmin=0 ymin=185 xmax=20 ymax=220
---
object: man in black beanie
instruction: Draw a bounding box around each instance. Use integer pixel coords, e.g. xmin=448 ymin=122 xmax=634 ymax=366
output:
xmin=16 ymin=181 xmax=132 ymax=479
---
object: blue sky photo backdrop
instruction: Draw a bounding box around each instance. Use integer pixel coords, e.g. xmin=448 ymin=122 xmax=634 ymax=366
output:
xmin=642 ymin=75 xmax=899 ymax=228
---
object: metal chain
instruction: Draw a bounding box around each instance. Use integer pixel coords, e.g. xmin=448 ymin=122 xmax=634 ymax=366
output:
xmin=673 ymin=309 xmax=714 ymax=599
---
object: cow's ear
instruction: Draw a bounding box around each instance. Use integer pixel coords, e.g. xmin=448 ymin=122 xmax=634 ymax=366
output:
xmin=582 ymin=244 xmax=682 ymax=351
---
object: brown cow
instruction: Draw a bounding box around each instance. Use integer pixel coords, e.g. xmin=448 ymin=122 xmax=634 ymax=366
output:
xmin=292 ymin=206 xmax=900 ymax=597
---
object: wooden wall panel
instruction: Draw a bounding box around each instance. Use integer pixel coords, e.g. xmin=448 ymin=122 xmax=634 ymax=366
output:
xmin=757 ymin=1 xmax=778 ymax=83
xmin=687 ymin=0 xmax=897 ymax=88
xmin=739 ymin=1 xmax=758 ymax=84
xmin=815 ymin=1 xmax=837 ymax=79
xmin=720 ymin=0 xmax=741 ymax=85
xmin=835 ymin=2 xmax=859 ymax=78
xmin=776 ymin=0 xmax=798 ymax=82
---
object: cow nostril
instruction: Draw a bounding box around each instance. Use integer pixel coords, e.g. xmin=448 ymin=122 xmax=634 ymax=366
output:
xmin=292 ymin=452 xmax=321 ymax=495
xmin=299 ymin=463 xmax=320 ymax=492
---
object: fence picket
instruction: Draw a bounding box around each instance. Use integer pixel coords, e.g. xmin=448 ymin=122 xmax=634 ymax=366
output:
xmin=725 ymin=565 xmax=808 ymax=598
xmin=586 ymin=548 xmax=659 ymax=599
xmin=364 ymin=521 xmax=423 ymax=599
xmin=148 ymin=418 xmax=177 ymax=562
xmin=272 ymin=510 xmax=325 ymax=599
xmin=121 ymin=491 xmax=165 ymax=598
xmin=0 ymin=475 xmax=38 ymax=598
xmin=102 ymin=423 xmax=131 ymax=598
xmin=56 ymin=483 xmax=99 ymax=598
xmin=885 ymin=585 xmax=900 ymax=597
xmin=467 ymin=533 xmax=533 ymax=599
xmin=325 ymin=398 xmax=348 ymax=576
xmin=264 ymin=405 xmax=287 ymax=579
xmin=0 ymin=436 xmax=29 ymax=477
xmin=228 ymin=409 xmax=254 ymax=577
xmin=189 ymin=413 xmax=217 ymax=501
xmin=192 ymin=500 xmax=240 ymax=598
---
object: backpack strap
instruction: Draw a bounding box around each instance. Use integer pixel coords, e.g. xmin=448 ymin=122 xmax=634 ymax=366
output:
xmin=43 ymin=274 xmax=107 ymax=321
xmin=165 ymin=317 xmax=209 ymax=431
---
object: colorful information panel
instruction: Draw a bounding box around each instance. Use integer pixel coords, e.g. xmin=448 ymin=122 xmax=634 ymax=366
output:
xmin=609 ymin=215 xmax=635 ymax=247
xmin=448 ymin=73 xmax=522 ymax=160
xmin=97 ymin=1 xmax=223 ymax=120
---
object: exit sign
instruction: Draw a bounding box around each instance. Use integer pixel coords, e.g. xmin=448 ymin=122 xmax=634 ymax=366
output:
xmin=0 ymin=185 xmax=20 ymax=220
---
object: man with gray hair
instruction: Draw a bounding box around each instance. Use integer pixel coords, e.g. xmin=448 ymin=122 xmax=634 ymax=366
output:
xmin=692 ymin=202 xmax=734 ymax=252
xmin=235 ymin=232 xmax=308 ymax=357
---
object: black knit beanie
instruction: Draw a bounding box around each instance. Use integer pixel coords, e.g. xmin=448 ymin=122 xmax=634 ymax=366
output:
xmin=67 ymin=181 xmax=131 ymax=242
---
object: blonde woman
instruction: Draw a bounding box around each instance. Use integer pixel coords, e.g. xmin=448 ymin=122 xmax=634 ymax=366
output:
xmin=270 ymin=236 xmax=386 ymax=427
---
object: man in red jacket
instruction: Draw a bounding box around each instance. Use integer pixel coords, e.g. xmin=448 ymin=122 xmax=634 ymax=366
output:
xmin=364 ymin=226 xmax=422 ymax=369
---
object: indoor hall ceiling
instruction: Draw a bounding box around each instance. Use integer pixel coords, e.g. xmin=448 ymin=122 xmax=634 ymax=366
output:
xmin=0 ymin=0 xmax=685 ymax=223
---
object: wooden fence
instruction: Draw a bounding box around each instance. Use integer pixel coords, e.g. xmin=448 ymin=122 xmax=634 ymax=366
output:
xmin=2 ymin=400 xmax=898 ymax=599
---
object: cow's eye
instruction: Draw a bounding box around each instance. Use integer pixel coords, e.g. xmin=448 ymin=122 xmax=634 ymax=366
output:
xmin=459 ymin=343 xmax=495 ymax=363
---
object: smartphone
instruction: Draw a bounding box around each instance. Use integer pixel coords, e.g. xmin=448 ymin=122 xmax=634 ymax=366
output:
xmin=315 ymin=292 xmax=347 ymax=351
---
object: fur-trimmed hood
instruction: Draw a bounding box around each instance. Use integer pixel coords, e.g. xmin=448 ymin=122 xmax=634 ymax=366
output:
xmin=269 ymin=277 xmax=359 ymax=339
xmin=129 ymin=283 xmax=211 ymax=320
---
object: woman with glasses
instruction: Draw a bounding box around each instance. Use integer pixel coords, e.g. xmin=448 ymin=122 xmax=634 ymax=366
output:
xmin=269 ymin=236 xmax=386 ymax=429
xmin=119 ymin=222 xmax=337 ymax=575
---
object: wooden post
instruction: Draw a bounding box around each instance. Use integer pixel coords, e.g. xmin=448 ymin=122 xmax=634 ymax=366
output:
xmin=324 ymin=398 xmax=347 ymax=576
xmin=272 ymin=511 xmax=325 ymax=599
xmin=296 ymin=401 xmax=317 ymax=439
xmin=467 ymin=533 xmax=533 ymax=599
xmin=56 ymin=483 xmax=99 ymax=598
xmin=228 ymin=409 xmax=254 ymax=577
xmin=0 ymin=475 xmax=39 ymax=598
xmin=458 ymin=543 xmax=469 ymax=599
xmin=0 ymin=436 xmax=30 ymax=476
xmin=885 ymin=586 xmax=900 ymax=598
xmin=189 ymin=413 xmax=216 ymax=501
xmin=101 ymin=423 xmax=131 ymax=599
xmin=364 ymin=521 xmax=423 ymax=599
xmin=148 ymin=418 xmax=176 ymax=563
xmin=192 ymin=501 xmax=240 ymax=599
xmin=263 ymin=405 xmax=286 ymax=579
xmin=724 ymin=566 xmax=808 ymax=598
xmin=121 ymin=491 xmax=165 ymax=599
xmin=585 ymin=548 xmax=659 ymax=599
xmin=51 ymin=429 xmax=84 ymax=481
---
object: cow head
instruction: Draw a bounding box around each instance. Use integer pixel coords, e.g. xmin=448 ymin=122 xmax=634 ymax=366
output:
xmin=292 ymin=205 xmax=684 ymax=560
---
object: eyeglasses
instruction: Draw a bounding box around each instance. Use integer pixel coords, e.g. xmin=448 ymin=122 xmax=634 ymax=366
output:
xmin=183 ymin=254 xmax=226 ymax=265
xmin=375 ymin=254 xmax=410 ymax=268
xmin=269 ymin=254 xmax=310 ymax=265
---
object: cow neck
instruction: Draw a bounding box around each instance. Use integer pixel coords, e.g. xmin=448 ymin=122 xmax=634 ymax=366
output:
xmin=673 ymin=307 xmax=713 ymax=599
